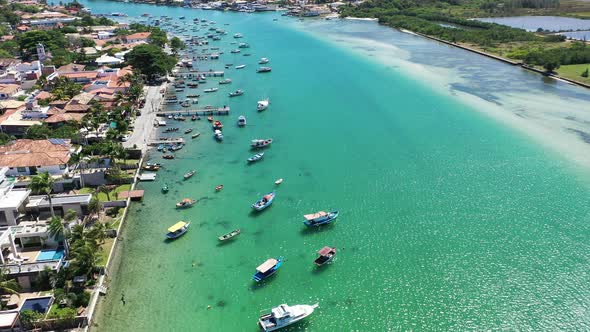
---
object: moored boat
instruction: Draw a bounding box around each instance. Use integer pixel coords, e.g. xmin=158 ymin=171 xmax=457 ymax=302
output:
xmin=235 ymin=64 xmax=246 ymax=69
xmin=234 ymin=33 xmax=243 ymax=38
xmin=191 ymin=115 xmax=197 ymax=121
xmin=259 ymin=57 xmax=269 ymax=64
xmin=192 ymin=132 xmax=201 ymax=139
xmin=314 ymin=246 xmax=336 ymax=266
xmin=214 ymin=130 xmax=224 ymax=141
xmin=231 ymin=49 xmax=241 ymax=54
xmin=161 ymin=183 xmax=169 ymax=193
xmin=258 ymin=303 xmax=319 ymax=331
xmin=204 ymin=87 xmax=218 ymax=93
xmin=303 ymin=210 xmax=339 ymax=227
xmin=166 ymin=221 xmax=190 ymax=239
xmin=251 ymin=139 xmax=273 ymax=149
xmin=213 ymin=120 xmax=223 ymax=130
xmin=207 ymin=116 xmax=214 ymax=122
xmin=257 ymin=99 xmax=269 ymax=111
xmin=215 ymin=184 xmax=224 ymax=191
xmin=274 ymin=178 xmax=283 ymax=185
xmin=183 ymin=169 xmax=196 ymax=179
xmin=184 ymin=128 xmax=193 ymax=134
xmin=176 ymin=198 xmax=196 ymax=208
xmin=219 ymin=78 xmax=232 ymax=84
xmin=247 ymin=152 xmax=264 ymax=163
xmin=163 ymin=154 xmax=175 ymax=159
xmin=252 ymin=256 xmax=283 ymax=282
xmin=252 ymin=191 xmax=275 ymax=211
xmin=218 ymin=229 xmax=240 ymax=241
xmin=229 ymin=89 xmax=244 ymax=97
xmin=238 ymin=115 xmax=246 ymax=127
xmin=257 ymin=67 xmax=272 ymax=73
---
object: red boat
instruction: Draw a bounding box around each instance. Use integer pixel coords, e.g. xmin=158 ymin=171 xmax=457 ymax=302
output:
xmin=191 ymin=115 xmax=197 ymax=121
xmin=207 ymin=116 xmax=214 ymax=122
xmin=213 ymin=120 xmax=223 ymax=130
xmin=314 ymin=246 xmax=336 ymax=266
xmin=215 ymin=184 xmax=224 ymax=191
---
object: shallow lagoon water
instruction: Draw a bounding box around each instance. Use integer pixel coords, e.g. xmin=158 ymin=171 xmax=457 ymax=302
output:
xmin=75 ymin=2 xmax=590 ymax=331
xmin=477 ymin=15 xmax=590 ymax=32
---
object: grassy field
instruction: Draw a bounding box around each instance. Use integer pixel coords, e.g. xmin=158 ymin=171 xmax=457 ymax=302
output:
xmin=98 ymin=237 xmax=115 ymax=267
xmin=79 ymin=184 xmax=132 ymax=202
xmin=556 ymin=63 xmax=590 ymax=84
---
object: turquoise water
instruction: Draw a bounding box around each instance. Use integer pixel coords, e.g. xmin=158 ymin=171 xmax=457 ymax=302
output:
xmin=76 ymin=2 xmax=590 ymax=331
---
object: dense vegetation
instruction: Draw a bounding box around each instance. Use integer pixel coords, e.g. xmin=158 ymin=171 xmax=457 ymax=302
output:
xmin=125 ymin=44 xmax=176 ymax=78
xmin=340 ymin=0 xmax=589 ymax=73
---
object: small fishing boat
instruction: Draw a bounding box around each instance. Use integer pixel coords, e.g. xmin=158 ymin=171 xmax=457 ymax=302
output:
xmin=237 ymin=115 xmax=246 ymax=127
xmin=251 ymin=139 xmax=273 ymax=149
xmin=207 ymin=116 xmax=214 ymax=122
xmin=231 ymin=49 xmax=241 ymax=54
xmin=176 ymin=198 xmax=196 ymax=208
xmin=214 ymin=130 xmax=223 ymax=141
xmin=243 ymin=53 xmax=251 ymax=57
xmin=215 ymin=184 xmax=224 ymax=191
xmin=192 ymin=132 xmax=201 ymax=139
xmin=314 ymin=246 xmax=337 ymax=266
xmin=191 ymin=115 xmax=197 ymax=121
xmin=229 ymin=89 xmax=244 ymax=97
xmin=257 ymin=99 xmax=269 ymax=111
xmin=184 ymin=170 xmax=196 ymax=179
xmin=204 ymin=87 xmax=218 ymax=93
xmin=234 ymin=33 xmax=243 ymax=38
xmin=252 ymin=256 xmax=283 ymax=282
xmin=142 ymin=164 xmax=160 ymax=171
xmin=166 ymin=221 xmax=190 ymax=239
xmin=157 ymin=144 xmax=165 ymax=151
xmin=161 ymin=183 xmax=169 ymax=193
xmin=219 ymin=78 xmax=232 ymax=84
xmin=303 ymin=210 xmax=339 ymax=227
xmin=235 ymin=64 xmax=246 ymax=69
xmin=247 ymin=152 xmax=264 ymax=163
xmin=163 ymin=154 xmax=175 ymax=159
xmin=275 ymin=178 xmax=283 ymax=185
xmin=184 ymin=128 xmax=193 ymax=134
xmin=259 ymin=57 xmax=269 ymax=64
xmin=252 ymin=192 xmax=275 ymax=211
xmin=258 ymin=303 xmax=318 ymax=331
xmin=218 ymin=229 xmax=240 ymax=241
xmin=213 ymin=120 xmax=223 ymax=130
xmin=238 ymin=42 xmax=250 ymax=48
xmin=257 ymin=67 xmax=272 ymax=73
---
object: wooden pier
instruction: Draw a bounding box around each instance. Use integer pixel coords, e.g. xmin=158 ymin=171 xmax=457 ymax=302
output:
xmin=174 ymin=71 xmax=224 ymax=78
xmin=156 ymin=106 xmax=230 ymax=116
xmin=148 ymin=138 xmax=185 ymax=146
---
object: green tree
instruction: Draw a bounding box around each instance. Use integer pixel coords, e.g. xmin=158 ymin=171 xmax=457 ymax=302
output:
xmin=0 ymin=132 xmax=14 ymax=145
xmin=87 ymin=196 xmax=101 ymax=218
xmin=0 ymin=269 xmax=20 ymax=296
xmin=17 ymin=30 xmax=68 ymax=60
xmin=19 ymin=310 xmax=42 ymax=330
xmin=582 ymin=68 xmax=589 ymax=78
xmin=170 ymin=36 xmax=186 ymax=54
xmin=29 ymin=172 xmax=56 ymax=217
xmin=96 ymin=185 xmax=111 ymax=201
xmin=125 ymin=44 xmax=176 ymax=79
xmin=63 ymin=209 xmax=78 ymax=223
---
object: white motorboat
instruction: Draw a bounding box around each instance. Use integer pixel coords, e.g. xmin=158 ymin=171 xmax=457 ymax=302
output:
xmin=214 ymin=129 xmax=223 ymax=141
xmin=259 ymin=57 xmax=269 ymax=64
xmin=204 ymin=88 xmax=218 ymax=93
xmin=251 ymin=139 xmax=272 ymax=148
xmin=235 ymin=64 xmax=246 ymax=69
xmin=258 ymin=303 xmax=318 ymax=331
xmin=234 ymin=33 xmax=243 ymax=38
xmin=257 ymin=99 xmax=269 ymax=111
xmin=238 ymin=115 xmax=247 ymax=127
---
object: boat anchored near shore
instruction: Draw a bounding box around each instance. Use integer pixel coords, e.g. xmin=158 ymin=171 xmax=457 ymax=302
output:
xmin=258 ymin=303 xmax=318 ymax=331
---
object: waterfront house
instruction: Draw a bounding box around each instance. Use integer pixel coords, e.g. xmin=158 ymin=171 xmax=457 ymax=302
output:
xmin=0 ymin=84 xmax=21 ymax=100
xmin=0 ymin=139 xmax=73 ymax=176
xmin=124 ymin=32 xmax=151 ymax=44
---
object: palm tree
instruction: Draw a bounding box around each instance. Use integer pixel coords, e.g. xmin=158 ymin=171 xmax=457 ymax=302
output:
xmin=87 ymin=196 xmax=101 ymax=221
xmin=63 ymin=209 xmax=78 ymax=223
xmin=29 ymin=172 xmax=55 ymax=217
xmin=48 ymin=216 xmax=69 ymax=255
xmin=0 ymin=269 xmax=20 ymax=296
xmin=96 ymin=185 xmax=111 ymax=201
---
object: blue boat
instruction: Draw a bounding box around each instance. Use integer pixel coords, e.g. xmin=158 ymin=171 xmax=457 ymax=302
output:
xmin=157 ymin=144 xmax=165 ymax=151
xmin=252 ymin=192 xmax=275 ymax=211
xmin=253 ymin=256 xmax=284 ymax=282
xmin=303 ymin=210 xmax=339 ymax=227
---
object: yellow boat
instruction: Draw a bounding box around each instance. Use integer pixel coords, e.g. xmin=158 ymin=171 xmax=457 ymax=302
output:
xmin=166 ymin=221 xmax=190 ymax=239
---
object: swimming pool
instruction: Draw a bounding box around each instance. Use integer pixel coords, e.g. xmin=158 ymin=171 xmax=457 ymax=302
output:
xmin=20 ymin=296 xmax=53 ymax=314
xmin=36 ymin=249 xmax=65 ymax=262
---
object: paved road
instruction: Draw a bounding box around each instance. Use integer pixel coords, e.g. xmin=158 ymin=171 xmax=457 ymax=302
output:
xmin=123 ymin=85 xmax=164 ymax=152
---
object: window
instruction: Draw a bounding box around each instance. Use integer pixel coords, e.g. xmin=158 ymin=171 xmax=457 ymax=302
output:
xmin=16 ymin=167 xmax=26 ymax=172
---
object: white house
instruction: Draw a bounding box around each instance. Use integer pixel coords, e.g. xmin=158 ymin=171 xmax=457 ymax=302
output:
xmin=95 ymin=54 xmax=124 ymax=66
xmin=0 ymin=139 xmax=73 ymax=176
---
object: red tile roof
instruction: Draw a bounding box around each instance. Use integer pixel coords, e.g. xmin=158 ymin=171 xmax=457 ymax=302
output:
xmin=0 ymin=139 xmax=71 ymax=167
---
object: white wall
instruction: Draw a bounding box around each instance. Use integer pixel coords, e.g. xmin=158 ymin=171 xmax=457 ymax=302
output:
xmin=5 ymin=164 xmax=68 ymax=177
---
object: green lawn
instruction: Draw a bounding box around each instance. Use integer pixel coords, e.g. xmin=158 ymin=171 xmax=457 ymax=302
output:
xmin=114 ymin=159 xmax=140 ymax=166
xmin=79 ymin=184 xmax=132 ymax=202
xmin=556 ymin=64 xmax=590 ymax=84
xmin=98 ymin=237 xmax=115 ymax=267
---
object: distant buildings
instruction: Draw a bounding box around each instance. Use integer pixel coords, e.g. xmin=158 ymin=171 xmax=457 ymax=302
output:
xmin=0 ymin=139 xmax=73 ymax=176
